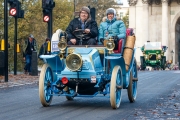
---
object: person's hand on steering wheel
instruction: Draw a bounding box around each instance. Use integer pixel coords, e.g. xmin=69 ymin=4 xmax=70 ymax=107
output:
xmin=73 ymin=29 xmax=91 ymax=40
xmin=70 ymin=39 xmax=76 ymax=45
xmin=84 ymin=29 xmax=90 ymax=34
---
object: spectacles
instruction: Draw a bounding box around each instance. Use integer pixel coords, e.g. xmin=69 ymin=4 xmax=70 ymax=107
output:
xmin=81 ymin=12 xmax=88 ymax=15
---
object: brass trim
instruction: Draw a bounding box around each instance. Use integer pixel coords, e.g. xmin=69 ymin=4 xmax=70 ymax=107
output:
xmin=66 ymin=53 xmax=83 ymax=71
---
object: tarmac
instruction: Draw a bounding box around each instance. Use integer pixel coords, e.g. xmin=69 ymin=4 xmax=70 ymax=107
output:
xmin=0 ymin=71 xmax=180 ymax=119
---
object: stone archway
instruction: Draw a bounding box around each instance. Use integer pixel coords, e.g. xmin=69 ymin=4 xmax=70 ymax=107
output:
xmin=175 ymin=18 xmax=180 ymax=67
xmin=171 ymin=11 xmax=180 ymax=65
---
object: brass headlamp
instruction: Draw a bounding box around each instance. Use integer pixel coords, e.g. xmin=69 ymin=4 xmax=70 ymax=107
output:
xmin=66 ymin=53 xmax=83 ymax=71
xmin=106 ymin=37 xmax=115 ymax=54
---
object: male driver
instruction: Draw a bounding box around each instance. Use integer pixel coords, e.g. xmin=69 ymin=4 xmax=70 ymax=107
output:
xmin=65 ymin=6 xmax=98 ymax=45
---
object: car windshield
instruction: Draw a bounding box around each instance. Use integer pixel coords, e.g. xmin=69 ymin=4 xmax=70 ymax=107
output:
xmin=144 ymin=42 xmax=161 ymax=50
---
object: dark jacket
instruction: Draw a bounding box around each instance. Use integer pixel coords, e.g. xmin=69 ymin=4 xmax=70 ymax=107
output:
xmin=65 ymin=18 xmax=98 ymax=41
xmin=38 ymin=42 xmax=49 ymax=58
xmin=23 ymin=38 xmax=37 ymax=57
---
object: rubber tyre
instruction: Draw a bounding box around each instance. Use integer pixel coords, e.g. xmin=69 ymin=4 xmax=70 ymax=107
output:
xmin=110 ymin=65 xmax=123 ymax=109
xmin=140 ymin=56 xmax=146 ymax=70
xmin=161 ymin=57 xmax=166 ymax=70
xmin=128 ymin=58 xmax=138 ymax=102
xmin=39 ymin=64 xmax=53 ymax=107
xmin=64 ymin=87 xmax=74 ymax=100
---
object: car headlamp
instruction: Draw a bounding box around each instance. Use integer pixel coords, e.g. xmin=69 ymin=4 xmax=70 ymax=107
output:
xmin=66 ymin=54 xmax=83 ymax=71
xmin=145 ymin=55 xmax=149 ymax=60
xmin=157 ymin=54 xmax=161 ymax=59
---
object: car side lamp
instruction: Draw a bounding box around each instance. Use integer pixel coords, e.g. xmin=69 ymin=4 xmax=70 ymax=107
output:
xmin=58 ymin=36 xmax=67 ymax=59
xmin=106 ymin=37 xmax=115 ymax=54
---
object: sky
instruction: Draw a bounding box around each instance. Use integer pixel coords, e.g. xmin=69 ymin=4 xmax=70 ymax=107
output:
xmin=115 ymin=0 xmax=129 ymax=7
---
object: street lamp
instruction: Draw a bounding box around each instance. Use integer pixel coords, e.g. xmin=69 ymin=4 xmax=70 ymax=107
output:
xmin=171 ymin=50 xmax=174 ymax=63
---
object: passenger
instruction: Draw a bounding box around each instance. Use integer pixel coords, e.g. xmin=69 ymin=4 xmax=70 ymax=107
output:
xmin=65 ymin=6 xmax=98 ymax=45
xmin=98 ymin=8 xmax=126 ymax=50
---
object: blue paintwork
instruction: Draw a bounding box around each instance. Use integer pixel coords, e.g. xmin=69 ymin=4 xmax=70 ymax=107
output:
xmin=44 ymin=66 xmax=53 ymax=102
xmin=105 ymin=49 xmax=136 ymax=89
xmin=105 ymin=54 xmax=127 ymax=88
xmin=40 ymin=46 xmax=137 ymax=99
xmin=131 ymin=53 xmax=138 ymax=98
xmin=115 ymin=68 xmax=122 ymax=106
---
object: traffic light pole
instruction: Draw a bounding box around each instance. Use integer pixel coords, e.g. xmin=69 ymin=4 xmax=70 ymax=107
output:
xmin=47 ymin=10 xmax=52 ymax=40
xmin=4 ymin=0 xmax=8 ymax=82
xmin=47 ymin=9 xmax=52 ymax=54
xmin=14 ymin=17 xmax=17 ymax=75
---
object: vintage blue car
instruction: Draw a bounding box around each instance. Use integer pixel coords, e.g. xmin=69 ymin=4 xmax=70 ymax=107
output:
xmin=39 ymin=29 xmax=138 ymax=109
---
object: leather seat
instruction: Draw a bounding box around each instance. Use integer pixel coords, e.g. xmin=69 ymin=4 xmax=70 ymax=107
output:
xmin=113 ymin=28 xmax=134 ymax=53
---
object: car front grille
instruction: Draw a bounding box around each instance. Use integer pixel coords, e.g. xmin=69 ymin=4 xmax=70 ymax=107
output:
xmin=149 ymin=54 xmax=156 ymax=60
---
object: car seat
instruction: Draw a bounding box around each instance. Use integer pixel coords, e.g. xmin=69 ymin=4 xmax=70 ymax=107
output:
xmin=113 ymin=28 xmax=134 ymax=53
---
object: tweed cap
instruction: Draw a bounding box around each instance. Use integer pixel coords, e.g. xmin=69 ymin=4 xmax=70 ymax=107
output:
xmin=80 ymin=6 xmax=90 ymax=15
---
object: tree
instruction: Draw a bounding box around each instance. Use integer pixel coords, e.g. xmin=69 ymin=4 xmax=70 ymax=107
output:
xmin=0 ymin=0 xmax=74 ymax=71
xmin=122 ymin=10 xmax=129 ymax=28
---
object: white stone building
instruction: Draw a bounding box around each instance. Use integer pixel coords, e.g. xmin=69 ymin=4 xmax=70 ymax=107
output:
xmin=129 ymin=0 xmax=180 ymax=65
xmin=114 ymin=0 xmax=129 ymax=19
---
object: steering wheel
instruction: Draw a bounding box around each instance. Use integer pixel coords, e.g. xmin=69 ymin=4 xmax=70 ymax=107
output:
xmin=73 ymin=29 xmax=90 ymax=40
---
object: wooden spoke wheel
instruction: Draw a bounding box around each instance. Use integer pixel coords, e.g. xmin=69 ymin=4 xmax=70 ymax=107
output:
xmin=127 ymin=58 xmax=138 ymax=103
xmin=39 ymin=64 xmax=53 ymax=107
xmin=110 ymin=65 xmax=123 ymax=109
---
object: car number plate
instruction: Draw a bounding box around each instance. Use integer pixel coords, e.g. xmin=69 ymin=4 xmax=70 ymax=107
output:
xmin=91 ymin=76 xmax=96 ymax=83
xmin=51 ymin=41 xmax=59 ymax=51
xmin=150 ymin=61 xmax=156 ymax=63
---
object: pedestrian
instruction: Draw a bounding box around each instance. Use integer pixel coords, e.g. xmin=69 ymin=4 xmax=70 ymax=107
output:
xmin=65 ymin=6 xmax=98 ymax=45
xmin=38 ymin=37 xmax=50 ymax=59
xmin=98 ymin=8 xmax=126 ymax=51
xmin=23 ymin=34 xmax=37 ymax=74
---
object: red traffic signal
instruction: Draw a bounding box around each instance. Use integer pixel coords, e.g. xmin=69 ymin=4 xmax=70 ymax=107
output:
xmin=9 ymin=8 xmax=17 ymax=16
xmin=43 ymin=15 xmax=50 ymax=22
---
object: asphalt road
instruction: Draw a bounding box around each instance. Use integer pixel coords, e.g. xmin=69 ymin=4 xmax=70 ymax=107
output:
xmin=0 ymin=71 xmax=180 ymax=120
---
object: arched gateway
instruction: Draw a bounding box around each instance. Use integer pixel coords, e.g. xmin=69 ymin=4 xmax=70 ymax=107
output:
xmin=129 ymin=0 xmax=180 ymax=67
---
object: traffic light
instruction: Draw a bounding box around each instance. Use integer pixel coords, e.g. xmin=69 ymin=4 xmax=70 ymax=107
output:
xmin=8 ymin=0 xmax=18 ymax=17
xmin=43 ymin=9 xmax=50 ymax=22
xmin=42 ymin=0 xmax=55 ymax=9
xmin=17 ymin=1 xmax=24 ymax=18
xmin=8 ymin=0 xmax=24 ymax=18
xmin=42 ymin=0 xmax=55 ymax=22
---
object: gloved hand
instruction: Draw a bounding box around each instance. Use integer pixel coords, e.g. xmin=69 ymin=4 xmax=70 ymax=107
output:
xmin=112 ymin=35 xmax=118 ymax=41
xmin=106 ymin=35 xmax=118 ymax=41
xmin=100 ymin=38 xmax=104 ymax=43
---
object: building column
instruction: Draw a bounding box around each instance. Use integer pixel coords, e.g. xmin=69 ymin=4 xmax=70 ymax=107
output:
xmin=161 ymin=0 xmax=169 ymax=59
xmin=142 ymin=0 xmax=149 ymax=43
